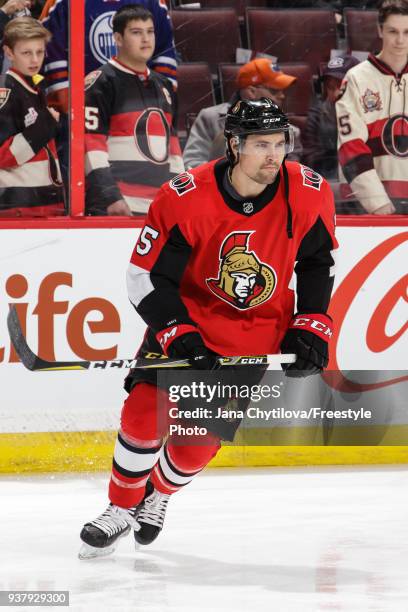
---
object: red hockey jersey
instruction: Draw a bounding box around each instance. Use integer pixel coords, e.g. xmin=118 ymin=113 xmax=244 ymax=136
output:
xmin=127 ymin=159 xmax=338 ymax=356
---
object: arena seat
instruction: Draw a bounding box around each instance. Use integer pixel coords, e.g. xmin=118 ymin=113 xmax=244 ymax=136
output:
xmin=246 ymin=9 xmax=337 ymax=71
xmin=279 ymin=62 xmax=313 ymax=116
xmin=218 ymin=62 xmax=312 ymax=116
xmin=170 ymin=9 xmax=241 ymax=73
xmin=176 ymin=62 xmax=215 ymax=136
xmin=344 ymin=9 xmax=381 ymax=53
xmin=218 ymin=63 xmax=242 ymax=104
xmin=199 ymin=0 xmax=268 ymax=19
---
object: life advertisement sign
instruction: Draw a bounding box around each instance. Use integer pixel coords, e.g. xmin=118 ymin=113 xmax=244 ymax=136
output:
xmin=0 ymin=224 xmax=406 ymax=434
xmin=0 ymin=228 xmax=144 ymax=433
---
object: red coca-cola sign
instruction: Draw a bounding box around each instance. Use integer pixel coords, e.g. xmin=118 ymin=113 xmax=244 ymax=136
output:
xmin=327 ymin=231 xmax=408 ymax=392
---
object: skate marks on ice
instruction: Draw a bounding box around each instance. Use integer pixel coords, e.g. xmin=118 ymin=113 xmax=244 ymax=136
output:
xmin=1 ymin=468 xmax=408 ymax=611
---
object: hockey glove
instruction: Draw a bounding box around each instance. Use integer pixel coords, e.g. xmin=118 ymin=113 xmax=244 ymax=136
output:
xmin=156 ymin=324 xmax=217 ymax=370
xmin=280 ymin=313 xmax=332 ymax=378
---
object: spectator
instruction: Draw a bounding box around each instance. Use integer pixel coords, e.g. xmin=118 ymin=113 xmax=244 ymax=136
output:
xmin=0 ymin=1 xmax=32 ymax=72
xmin=40 ymin=0 xmax=178 ymax=199
xmin=183 ymin=58 xmax=302 ymax=169
xmin=303 ymin=55 xmax=360 ymax=180
xmin=336 ymin=0 xmax=408 ymax=214
xmin=84 ymin=4 xmax=183 ymax=216
xmin=0 ymin=17 xmax=64 ymax=216
xmin=40 ymin=0 xmax=178 ymax=114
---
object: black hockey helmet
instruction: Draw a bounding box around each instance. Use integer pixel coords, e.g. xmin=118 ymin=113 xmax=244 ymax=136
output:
xmin=224 ymin=98 xmax=295 ymax=239
xmin=225 ymin=98 xmax=291 ymax=137
xmin=224 ymin=98 xmax=294 ymax=165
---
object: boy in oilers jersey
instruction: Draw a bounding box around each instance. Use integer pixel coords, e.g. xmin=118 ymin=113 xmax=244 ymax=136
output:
xmin=83 ymin=4 xmax=183 ymax=215
xmin=40 ymin=0 xmax=177 ymax=111
xmin=79 ymin=99 xmax=338 ymax=559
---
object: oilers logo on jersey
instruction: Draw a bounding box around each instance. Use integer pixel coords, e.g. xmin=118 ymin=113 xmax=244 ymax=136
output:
xmin=89 ymin=11 xmax=116 ymax=65
xmin=206 ymin=232 xmax=277 ymax=310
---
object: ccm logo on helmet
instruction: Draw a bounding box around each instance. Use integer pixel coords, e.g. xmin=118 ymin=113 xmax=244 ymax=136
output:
xmin=292 ymin=316 xmax=332 ymax=337
xmin=301 ymin=166 xmax=323 ymax=191
xmin=169 ymin=172 xmax=196 ymax=197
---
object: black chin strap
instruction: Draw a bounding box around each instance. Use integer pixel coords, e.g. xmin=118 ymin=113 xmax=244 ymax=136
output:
xmin=282 ymin=159 xmax=293 ymax=239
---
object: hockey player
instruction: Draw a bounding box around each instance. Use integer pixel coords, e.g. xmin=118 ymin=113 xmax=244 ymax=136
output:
xmin=84 ymin=4 xmax=183 ymax=215
xmin=336 ymin=0 xmax=408 ymax=214
xmin=79 ymin=99 xmax=338 ymax=559
xmin=0 ymin=16 xmax=64 ymax=216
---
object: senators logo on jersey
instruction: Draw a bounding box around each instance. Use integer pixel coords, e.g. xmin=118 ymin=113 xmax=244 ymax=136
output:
xmin=206 ymin=232 xmax=277 ymax=310
xmin=0 ymin=88 xmax=11 ymax=110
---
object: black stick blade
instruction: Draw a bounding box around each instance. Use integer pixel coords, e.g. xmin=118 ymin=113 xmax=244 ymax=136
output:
xmin=7 ymin=306 xmax=39 ymax=371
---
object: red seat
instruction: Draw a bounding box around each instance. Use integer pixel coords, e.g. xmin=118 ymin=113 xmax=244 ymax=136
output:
xmin=218 ymin=62 xmax=312 ymax=116
xmin=199 ymin=0 xmax=268 ymax=19
xmin=279 ymin=62 xmax=312 ymax=116
xmin=170 ymin=9 xmax=241 ymax=74
xmin=344 ymin=9 xmax=381 ymax=54
xmin=218 ymin=63 xmax=242 ymax=104
xmin=176 ymin=62 xmax=215 ymax=136
xmin=246 ymin=9 xmax=337 ymax=71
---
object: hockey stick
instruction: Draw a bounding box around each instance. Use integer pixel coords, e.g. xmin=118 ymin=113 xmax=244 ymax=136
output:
xmin=7 ymin=306 xmax=296 ymax=372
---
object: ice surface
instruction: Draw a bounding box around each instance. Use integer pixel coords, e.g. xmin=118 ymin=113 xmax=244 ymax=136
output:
xmin=1 ymin=466 xmax=407 ymax=612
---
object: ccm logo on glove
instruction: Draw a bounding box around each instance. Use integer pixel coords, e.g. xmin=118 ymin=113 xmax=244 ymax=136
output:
xmin=156 ymin=324 xmax=198 ymax=355
xmin=290 ymin=314 xmax=333 ymax=340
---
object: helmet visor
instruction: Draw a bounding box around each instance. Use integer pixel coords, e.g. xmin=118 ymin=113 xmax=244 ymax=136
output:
xmin=233 ymin=127 xmax=295 ymax=157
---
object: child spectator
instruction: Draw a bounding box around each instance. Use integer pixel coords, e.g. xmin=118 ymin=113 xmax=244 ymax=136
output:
xmin=84 ymin=4 xmax=183 ymax=215
xmin=40 ymin=0 xmax=178 ymax=114
xmin=0 ymin=16 xmax=64 ymax=216
xmin=336 ymin=0 xmax=408 ymax=214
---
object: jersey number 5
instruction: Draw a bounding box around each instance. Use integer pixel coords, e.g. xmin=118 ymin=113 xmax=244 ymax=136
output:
xmin=338 ymin=114 xmax=352 ymax=135
xmin=136 ymin=225 xmax=159 ymax=255
xmin=85 ymin=106 xmax=99 ymax=130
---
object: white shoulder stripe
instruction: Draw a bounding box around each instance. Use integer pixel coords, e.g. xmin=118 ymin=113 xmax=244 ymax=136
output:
xmin=46 ymin=81 xmax=69 ymax=94
xmin=152 ymin=56 xmax=178 ymax=68
xmin=127 ymin=262 xmax=154 ymax=308
xmin=44 ymin=61 xmax=68 ymax=72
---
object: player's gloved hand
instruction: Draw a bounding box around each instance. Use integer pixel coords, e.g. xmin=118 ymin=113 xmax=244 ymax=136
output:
xmin=280 ymin=313 xmax=332 ymax=378
xmin=156 ymin=324 xmax=217 ymax=370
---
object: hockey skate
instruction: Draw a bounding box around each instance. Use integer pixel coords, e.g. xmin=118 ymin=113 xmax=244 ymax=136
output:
xmin=134 ymin=481 xmax=170 ymax=546
xmin=79 ymin=503 xmax=139 ymax=560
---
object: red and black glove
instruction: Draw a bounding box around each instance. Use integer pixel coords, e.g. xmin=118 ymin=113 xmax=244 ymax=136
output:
xmin=156 ymin=324 xmax=217 ymax=370
xmin=280 ymin=313 xmax=332 ymax=378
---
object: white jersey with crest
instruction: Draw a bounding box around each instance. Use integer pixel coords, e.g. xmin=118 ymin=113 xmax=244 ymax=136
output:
xmin=336 ymin=54 xmax=408 ymax=213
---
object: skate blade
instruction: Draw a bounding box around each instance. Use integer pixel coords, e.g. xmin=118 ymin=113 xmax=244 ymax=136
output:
xmin=78 ymin=542 xmax=117 ymax=560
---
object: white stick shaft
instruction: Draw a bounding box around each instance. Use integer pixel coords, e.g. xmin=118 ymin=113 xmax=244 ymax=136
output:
xmin=266 ymin=353 xmax=296 ymax=367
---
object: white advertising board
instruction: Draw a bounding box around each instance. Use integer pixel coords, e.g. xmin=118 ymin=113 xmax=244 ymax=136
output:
xmin=0 ymin=225 xmax=407 ymax=434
